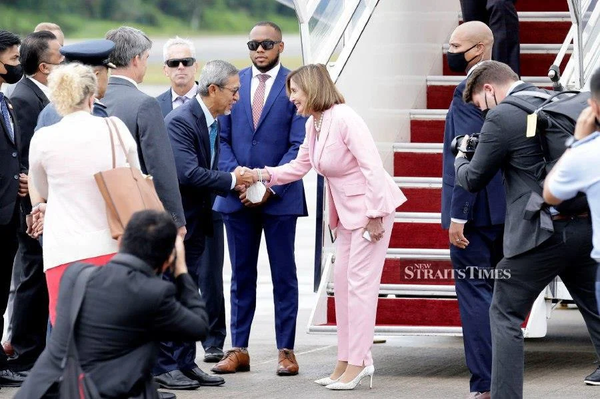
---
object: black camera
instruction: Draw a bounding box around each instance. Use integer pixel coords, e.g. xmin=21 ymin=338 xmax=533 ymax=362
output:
xmin=451 ymin=133 xmax=480 ymax=160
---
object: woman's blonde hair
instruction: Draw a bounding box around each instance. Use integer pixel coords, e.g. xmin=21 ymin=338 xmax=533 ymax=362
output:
xmin=286 ymin=64 xmax=344 ymax=115
xmin=48 ymin=63 xmax=97 ymax=116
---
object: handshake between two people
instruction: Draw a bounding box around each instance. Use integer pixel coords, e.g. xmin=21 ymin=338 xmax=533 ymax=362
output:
xmin=232 ymin=166 xmax=272 ymax=190
xmin=232 ymin=166 xmax=273 ymax=208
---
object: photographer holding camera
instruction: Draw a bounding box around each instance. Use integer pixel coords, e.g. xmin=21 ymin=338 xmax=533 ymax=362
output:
xmin=455 ymin=60 xmax=600 ymax=399
xmin=441 ymin=22 xmax=505 ymax=399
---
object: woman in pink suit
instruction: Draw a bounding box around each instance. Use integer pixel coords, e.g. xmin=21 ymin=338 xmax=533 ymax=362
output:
xmin=250 ymin=64 xmax=406 ymax=390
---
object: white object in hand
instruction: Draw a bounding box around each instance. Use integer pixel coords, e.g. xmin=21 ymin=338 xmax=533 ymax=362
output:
xmin=246 ymin=182 xmax=267 ymax=203
xmin=362 ymin=230 xmax=372 ymax=242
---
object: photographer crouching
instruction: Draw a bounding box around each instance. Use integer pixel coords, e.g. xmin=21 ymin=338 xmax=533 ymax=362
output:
xmin=454 ymin=61 xmax=600 ymax=399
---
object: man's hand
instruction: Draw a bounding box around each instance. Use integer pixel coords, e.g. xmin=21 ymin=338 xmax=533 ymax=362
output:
xmin=29 ymin=203 xmax=46 ymax=239
xmin=18 ymin=173 xmax=28 ymax=197
xmin=364 ymin=217 xmax=385 ymax=242
xmin=234 ymin=166 xmax=256 ymax=187
xmin=574 ymin=106 xmax=598 ymax=140
xmin=449 ymin=221 xmax=469 ymax=249
xmin=177 ymin=225 xmax=187 ymax=239
xmin=173 ymin=235 xmax=188 ymax=277
xmin=239 ymin=186 xmax=271 ymax=208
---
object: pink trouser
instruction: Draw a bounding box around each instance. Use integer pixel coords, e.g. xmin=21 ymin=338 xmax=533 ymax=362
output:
xmin=333 ymin=212 xmax=394 ymax=366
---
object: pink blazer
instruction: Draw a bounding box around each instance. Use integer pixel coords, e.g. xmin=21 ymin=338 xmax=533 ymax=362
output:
xmin=267 ymin=104 xmax=406 ymax=230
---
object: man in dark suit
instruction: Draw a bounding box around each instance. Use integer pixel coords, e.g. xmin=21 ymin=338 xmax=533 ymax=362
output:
xmin=460 ymin=0 xmax=520 ymax=75
xmin=442 ymin=22 xmax=505 ymax=399
xmin=0 ymin=29 xmax=29 ymax=388
xmin=157 ymin=38 xmax=228 ymax=364
xmin=15 ymin=210 xmax=209 ymax=399
xmin=154 ymin=60 xmax=251 ymax=390
xmin=456 ymin=61 xmax=600 ymax=398
xmin=102 ymin=26 xmax=186 ymax=237
xmin=212 ymin=21 xmax=307 ymax=376
xmin=8 ymin=30 xmax=64 ymax=373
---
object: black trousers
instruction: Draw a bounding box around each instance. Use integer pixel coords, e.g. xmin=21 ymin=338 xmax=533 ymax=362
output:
xmin=490 ymin=218 xmax=600 ymax=399
xmin=0 ymin=204 xmax=19 ymax=369
xmin=460 ymin=0 xmax=521 ymax=75
xmin=9 ymin=205 xmax=48 ymax=371
xmin=197 ymin=213 xmax=226 ymax=351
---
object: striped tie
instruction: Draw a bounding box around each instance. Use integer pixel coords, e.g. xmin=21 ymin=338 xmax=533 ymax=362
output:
xmin=252 ymin=74 xmax=270 ymax=129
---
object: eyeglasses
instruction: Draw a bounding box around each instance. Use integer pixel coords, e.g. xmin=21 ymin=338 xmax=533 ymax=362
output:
xmin=165 ymin=57 xmax=196 ymax=68
xmin=218 ymin=85 xmax=240 ymax=95
xmin=247 ymin=40 xmax=281 ymax=51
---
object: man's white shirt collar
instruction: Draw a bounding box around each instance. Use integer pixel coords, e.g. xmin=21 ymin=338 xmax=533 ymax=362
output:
xmin=112 ymin=75 xmax=139 ymax=89
xmin=27 ymin=76 xmax=50 ymax=98
xmin=196 ymin=94 xmax=215 ymax=130
xmin=252 ymin=63 xmax=280 ymax=80
xmin=171 ymin=83 xmax=198 ymax=104
xmin=506 ymin=80 xmax=526 ymax=96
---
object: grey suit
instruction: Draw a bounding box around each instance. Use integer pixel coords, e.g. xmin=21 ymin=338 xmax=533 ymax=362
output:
xmin=455 ymin=83 xmax=600 ymax=398
xmin=103 ymin=76 xmax=185 ymax=227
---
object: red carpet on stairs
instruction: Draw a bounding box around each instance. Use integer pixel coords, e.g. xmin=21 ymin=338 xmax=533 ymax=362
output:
xmin=410 ymin=119 xmax=445 ymax=143
xmin=394 ymin=152 xmax=442 ymax=177
xmin=516 ymin=0 xmax=568 ymax=12
xmin=389 ymin=222 xmax=448 ymax=249
xmin=397 ymin=187 xmax=442 ymax=212
xmin=381 ymin=258 xmax=454 ymax=285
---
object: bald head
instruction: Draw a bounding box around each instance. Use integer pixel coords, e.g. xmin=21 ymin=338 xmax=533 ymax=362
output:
xmin=448 ymin=21 xmax=494 ymax=73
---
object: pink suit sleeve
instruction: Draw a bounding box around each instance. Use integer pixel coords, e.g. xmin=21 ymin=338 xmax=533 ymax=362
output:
xmin=265 ymin=134 xmax=312 ymax=187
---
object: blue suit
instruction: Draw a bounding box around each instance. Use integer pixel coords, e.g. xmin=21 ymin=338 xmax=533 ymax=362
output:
xmin=36 ymin=101 xmax=108 ymax=131
xmin=156 ymin=88 xmax=173 ymax=119
xmin=156 ymin=87 xmax=228 ymax=354
xmin=154 ymin=98 xmax=231 ymax=375
xmin=214 ymin=65 xmax=307 ymax=349
xmin=441 ymin=79 xmax=506 ymax=393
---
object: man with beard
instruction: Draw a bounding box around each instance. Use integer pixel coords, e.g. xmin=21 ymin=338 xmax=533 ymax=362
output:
xmin=212 ymin=21 xmax=307 ymax=376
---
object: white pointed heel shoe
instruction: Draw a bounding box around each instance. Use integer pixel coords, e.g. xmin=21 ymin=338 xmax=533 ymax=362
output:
xmin=325 ymin=365 xmax=374 ymax=390
xmin=314 ymin=376 xmax=341 ymax=386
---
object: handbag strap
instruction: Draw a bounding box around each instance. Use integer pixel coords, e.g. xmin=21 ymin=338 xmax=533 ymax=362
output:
xmin=104 ymin=119 xmax=117 ymax=169
xmin=105 ymin=117 xmax=133 ymax=168
xmin=61 ymin=265 xmax=97 ymax=367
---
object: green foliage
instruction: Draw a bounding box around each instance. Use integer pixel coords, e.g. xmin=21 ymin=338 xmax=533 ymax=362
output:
xmin=0 ymin=0 xmax=298 ymax=36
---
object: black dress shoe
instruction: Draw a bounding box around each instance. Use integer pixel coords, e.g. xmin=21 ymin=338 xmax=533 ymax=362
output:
xmin=585 ymin=366 xmax=600 ymax=385
xmin=204 ymin=347 xmax=224 ymax=363
xmin=0 ymin=369 xmax=27 ymax=387
xmin=182 ymin=367 xmax=225 ymax=386
xmin=154 ymin=370 xmax=200 ymax=390
xmin=158 ymin=392 xmax=177 ymax=399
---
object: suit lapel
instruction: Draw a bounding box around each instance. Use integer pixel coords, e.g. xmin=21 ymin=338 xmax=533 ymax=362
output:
xmin=23 ymin=77 xmax=50 ymax=107
xmin=191 ymin=99 xmax=211 ymax=167
xmin=315 ymin=109 xmax=334 ymax=168
xmin=0 ymin=102 xmax=14 ymax=145
xmin=241 ymin=69 xmax=254 ymax=131
xmin=255 ymin=67 xmax=286 ymax=132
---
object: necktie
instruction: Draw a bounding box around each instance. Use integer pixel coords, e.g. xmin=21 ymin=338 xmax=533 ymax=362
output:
xmin=252 ymin=74 xmax=270 ymax=129
xmin=177 ymin=96 xmax=190 ymax=106
xmin=0 ymin=93 xmax=14 ymax=143
xmin=209 ymin=120 xmax=218 ymax=168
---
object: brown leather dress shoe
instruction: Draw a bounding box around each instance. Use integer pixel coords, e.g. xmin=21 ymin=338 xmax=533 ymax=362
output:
xmin=211 ymin=348 xmax=250 ymax=374
xmin=277 ymin=349 xmax=299 ymax=376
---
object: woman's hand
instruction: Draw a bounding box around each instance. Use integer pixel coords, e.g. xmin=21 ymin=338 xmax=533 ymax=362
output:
xmin=364 ymin=217 xmax=385 ymax=242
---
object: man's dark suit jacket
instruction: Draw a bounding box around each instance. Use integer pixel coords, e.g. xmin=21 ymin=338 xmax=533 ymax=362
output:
xmin=10 ymin=77 xmax=49 ymax=172
xmin=455 ymin=83 xmax=551 ymax=258
xmin=102 ymin=77 xmax=186 ymax=228
xmin=156 ymin=88 xmax=173 ymax=118
xmin=0 ymin=96 xmax=22 ymax=224
xmin=15 ymin=254 xmax=209 ymax=399
xmin=166 ymin=98 xmax=231 ymax=241
xmin=441 ymin=79 xmax=506 ymax=229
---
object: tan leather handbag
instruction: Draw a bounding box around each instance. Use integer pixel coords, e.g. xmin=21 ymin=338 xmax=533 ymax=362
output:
xmin=94 ymin=118 xmax=164 ymax=239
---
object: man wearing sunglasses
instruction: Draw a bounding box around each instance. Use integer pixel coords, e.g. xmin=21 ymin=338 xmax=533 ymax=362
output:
xmin=213 ymin=21 xmax=307 ymax=377
xmin=157 ymin=37 xmax=199 ymax=118
xmin=8 ymin=30 xmax=64 ymax=375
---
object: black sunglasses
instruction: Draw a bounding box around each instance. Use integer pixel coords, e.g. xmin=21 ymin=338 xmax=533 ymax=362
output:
xmin=165 ymin=57 xmax=196 ymax=68
xmin=247 ymin=40 xmax=281 ymax=51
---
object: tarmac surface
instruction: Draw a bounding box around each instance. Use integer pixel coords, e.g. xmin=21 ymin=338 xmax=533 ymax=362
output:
xmin=4 ymin=171 xmax=600 ymax=398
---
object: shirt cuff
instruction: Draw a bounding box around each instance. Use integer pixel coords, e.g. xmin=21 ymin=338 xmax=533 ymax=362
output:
xmin=450 ymin=218 xmax=468 ymax=224
xmin=230 ymin=172 xmax=236 ymax=190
